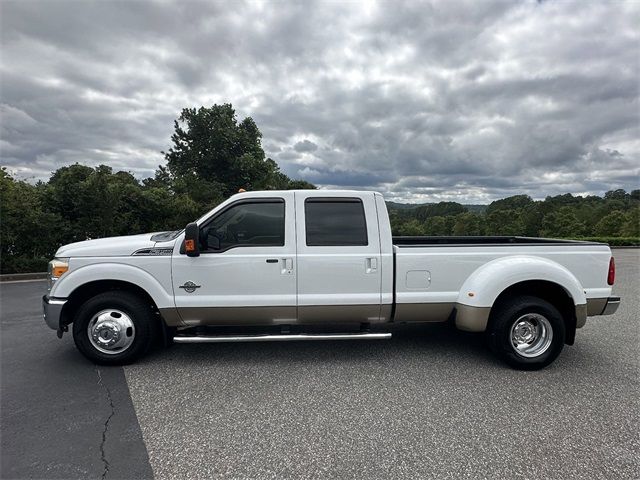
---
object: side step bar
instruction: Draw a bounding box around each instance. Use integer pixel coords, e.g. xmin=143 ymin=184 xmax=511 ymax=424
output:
xmin=173 ymin=332 xmax=392 ymax=344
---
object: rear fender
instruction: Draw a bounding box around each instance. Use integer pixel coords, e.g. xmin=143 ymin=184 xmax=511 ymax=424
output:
xmin=455 ymin=256 xmax=586 ymax=332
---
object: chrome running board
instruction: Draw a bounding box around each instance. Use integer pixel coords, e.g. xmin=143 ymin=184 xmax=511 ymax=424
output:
xmin=173 ymin=332 xmax=392 ymax=343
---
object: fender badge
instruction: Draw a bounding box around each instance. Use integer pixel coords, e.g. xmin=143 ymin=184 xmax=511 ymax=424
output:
xmin=179 ymin=281 xmax=201 ymax=293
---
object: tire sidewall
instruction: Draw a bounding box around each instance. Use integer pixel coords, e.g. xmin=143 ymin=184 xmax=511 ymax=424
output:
xmin=73 ymin=292 xmax=153 ymax=365
xmin=491 ymin=297 xmax=566 ymax=370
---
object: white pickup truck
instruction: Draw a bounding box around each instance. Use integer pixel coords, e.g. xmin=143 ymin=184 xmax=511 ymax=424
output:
xmin=43 ymin=190 xmax=620 ymax=369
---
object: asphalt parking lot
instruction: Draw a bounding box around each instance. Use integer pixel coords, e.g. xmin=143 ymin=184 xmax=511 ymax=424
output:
xmin=1 ymin=249 xmax=638 ymax=479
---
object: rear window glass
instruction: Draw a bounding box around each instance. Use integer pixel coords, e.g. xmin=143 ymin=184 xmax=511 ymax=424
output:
xmin=304 ymin=198 xmax=368 ymax=246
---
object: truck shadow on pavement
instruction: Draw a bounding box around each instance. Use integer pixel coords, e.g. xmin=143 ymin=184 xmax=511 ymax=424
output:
xmin=138 ymin=323 xmax=502 ymax=369
xmin=133 ymin=321 xmax=610 ymax=375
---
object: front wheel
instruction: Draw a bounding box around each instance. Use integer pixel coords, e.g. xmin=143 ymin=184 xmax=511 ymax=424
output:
xmin=72 ymin=291 xmax=154 ymax=365
xmin=488 ymin=295 xmax=566 ymax=370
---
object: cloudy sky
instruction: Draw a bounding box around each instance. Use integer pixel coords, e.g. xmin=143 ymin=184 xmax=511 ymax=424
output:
xmin=1 ymin=0 xmax=638 ymax=203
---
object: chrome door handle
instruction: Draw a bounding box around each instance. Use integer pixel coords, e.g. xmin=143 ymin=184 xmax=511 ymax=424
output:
xmin=365 ymin=257 xmax=377 ymax=274
xmin=281 ymin=258 xmax=293 ymax=275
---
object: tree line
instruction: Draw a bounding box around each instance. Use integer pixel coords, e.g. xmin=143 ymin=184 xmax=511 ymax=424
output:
xmin=1 ymin=104 xmax=638 ymax=273
xmin=389 ymin=191 xmax=639 ymax=241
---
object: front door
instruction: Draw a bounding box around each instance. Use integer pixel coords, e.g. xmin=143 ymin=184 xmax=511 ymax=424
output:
xmin=171 ymin=192 xmax=296 ymax=326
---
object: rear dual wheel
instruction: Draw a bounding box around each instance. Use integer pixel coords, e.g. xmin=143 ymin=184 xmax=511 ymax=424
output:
xmin=489 ymin=295 xmax=566 ymax=370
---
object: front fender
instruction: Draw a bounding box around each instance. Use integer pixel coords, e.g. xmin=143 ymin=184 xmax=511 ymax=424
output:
xmin=457 ymin=255 xmax=587 ymax=309
xmin=50 ymin=262 xmax=174 ymax=309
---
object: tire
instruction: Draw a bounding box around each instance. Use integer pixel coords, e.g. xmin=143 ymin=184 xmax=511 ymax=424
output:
xmin=488 ymin=295 xmax=566 ymax=370
xmin=72 ymin=291 xmax=154 ymax=365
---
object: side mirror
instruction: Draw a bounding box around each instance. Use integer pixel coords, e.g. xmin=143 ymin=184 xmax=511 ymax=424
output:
xmin=184 ymin=222 xmax=200 ymax=257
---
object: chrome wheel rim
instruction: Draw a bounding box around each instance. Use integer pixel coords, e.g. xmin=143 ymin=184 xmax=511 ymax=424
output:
xmin=510 ymin=313 xmax=553 ymax=358
xmin=87 ymin=309 xmax=135 ymax=355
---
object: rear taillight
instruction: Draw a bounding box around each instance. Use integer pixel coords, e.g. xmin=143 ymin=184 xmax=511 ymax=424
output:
xmin=607 ymin=257 xmax=615 ymax=285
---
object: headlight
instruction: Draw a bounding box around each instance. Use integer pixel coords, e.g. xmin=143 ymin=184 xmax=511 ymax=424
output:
xmin=47 ymin=257 xmax=69 ymax=291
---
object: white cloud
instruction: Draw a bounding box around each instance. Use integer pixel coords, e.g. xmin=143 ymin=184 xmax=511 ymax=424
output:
xmin=1 ymin=0 xmax=638 ymax=202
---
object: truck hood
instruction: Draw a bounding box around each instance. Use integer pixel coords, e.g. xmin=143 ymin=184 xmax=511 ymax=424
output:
xmin=55 ymin=232 xmax=176 ymax=257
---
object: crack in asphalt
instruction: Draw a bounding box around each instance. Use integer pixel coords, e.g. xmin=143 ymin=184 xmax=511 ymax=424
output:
xmin=96 ymin=367 xmax=115 ymax=480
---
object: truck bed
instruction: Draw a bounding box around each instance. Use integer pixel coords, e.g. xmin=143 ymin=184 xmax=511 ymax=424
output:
xmin=393 ymin=236 xmax=602 ymax=246
xmin=391 ymin=236 xmax=612 ymax=324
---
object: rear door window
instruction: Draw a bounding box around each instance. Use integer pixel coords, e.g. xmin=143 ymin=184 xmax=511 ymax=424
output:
xmin=304 ymin=198 xmax=368 ymax=246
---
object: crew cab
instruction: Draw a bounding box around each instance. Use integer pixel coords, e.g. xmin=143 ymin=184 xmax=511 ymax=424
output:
xmin=43 ymin=190 xmax=620 ymax=369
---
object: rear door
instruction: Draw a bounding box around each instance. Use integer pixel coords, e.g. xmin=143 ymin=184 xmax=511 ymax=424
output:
xmin=294 ymin=191 xmax=382 ymax=324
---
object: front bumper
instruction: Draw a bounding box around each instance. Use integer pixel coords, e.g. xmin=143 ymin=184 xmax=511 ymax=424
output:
xmin=601 ymin=296 xmax=620 ymax=315
xmin=42 ymin=295 xmax=67 ymax=330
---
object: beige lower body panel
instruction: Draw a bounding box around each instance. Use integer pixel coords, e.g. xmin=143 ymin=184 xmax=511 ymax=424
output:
xmin=586 ymin=298 xmax=608 ymax=316
xmin=161 ymin=300 xmax=589 ymax=332
xmin=575 ymin=297 xmax=608 ymax=329
xmin=159 ymin=308 xmax=184 ymax=327
xmin=298 ymin=304 xmax=385 ymax=324
xmin=455 ymin=304 xmax=491 ymax=332
xmin=456 ymin=303 xmax=589 ymax=332
xmin=162 ymin=302 xmax=489 ymax=329
xmin=160 ymin=304 xmax=386 ymax=327
xmin=390 ymin=302 xmax=490 ymax=331
xmin=165 ymin=306 xmax=296 ymax=327
xmin=576 ymin=304 xmax=588 ymax=328
xmin=393 ymin=302 xmax=455 ymax=323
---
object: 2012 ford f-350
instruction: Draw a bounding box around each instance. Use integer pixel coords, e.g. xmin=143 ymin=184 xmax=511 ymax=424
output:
xmin=43 ymin=190 xmax=620 ymax=369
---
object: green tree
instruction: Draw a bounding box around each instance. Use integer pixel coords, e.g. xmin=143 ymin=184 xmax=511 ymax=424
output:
xmin=594 ymin=211 xmax=625 ymax=236
xmin=486 ymin=195 xmax=534 ymax=215
xmin=393 ymin=219 xmax=426 ymax=236
xmin=46 ymin=164 xmax=136 ymax=241
xmin=163 ymin=104 xmax=312 ymax=197
xmin=286 ymin=179 xmax=316 ymax=190
xmin=541 ymin=207 xmax=586 ymax=237
xmin=452 ymin=212 xmax=482 ymax=235
xmin=520 ymin=203 xmax=543 ymax=237
xmin=604 ymin=189 xmax=629 ymax=202
xmin=621 ymin=208 xmax=640 ymax=236
xmin=0 ymin=168 xmax=60 ymax=272
xmin=415 ymin=202 xmax=465 ymax=221
xmin=485 ymin=209 xmax=524 ymax=235
xmin=424 ymin=216 xmax=450 ymax=235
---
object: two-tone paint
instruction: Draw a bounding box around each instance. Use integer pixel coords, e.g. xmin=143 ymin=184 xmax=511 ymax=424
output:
xmin=45 ymin=190 xmax=619 ymax=336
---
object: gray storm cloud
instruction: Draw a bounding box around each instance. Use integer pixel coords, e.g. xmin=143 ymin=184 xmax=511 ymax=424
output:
xmin=1 ymin=0 xmax=638 ymax=203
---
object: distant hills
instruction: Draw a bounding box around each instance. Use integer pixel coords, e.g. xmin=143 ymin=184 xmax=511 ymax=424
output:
xmin=386 ymin=201 xmax=487 ymax=214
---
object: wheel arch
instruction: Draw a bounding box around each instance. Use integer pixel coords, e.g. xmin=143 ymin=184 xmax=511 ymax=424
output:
xmin=488 ymin=280 xmax=578 ymax=345
xmin=60 ymin=279 xmax=160 ymax=328
xmin=455 ymin=255 xmax=586 ymax=344
xmin=52 ymin=262 xmax=174 ymax=319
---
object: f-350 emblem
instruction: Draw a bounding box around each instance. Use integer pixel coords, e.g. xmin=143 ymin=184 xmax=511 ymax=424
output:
xmin=179 ymin=281 xmax=201 ymax=293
